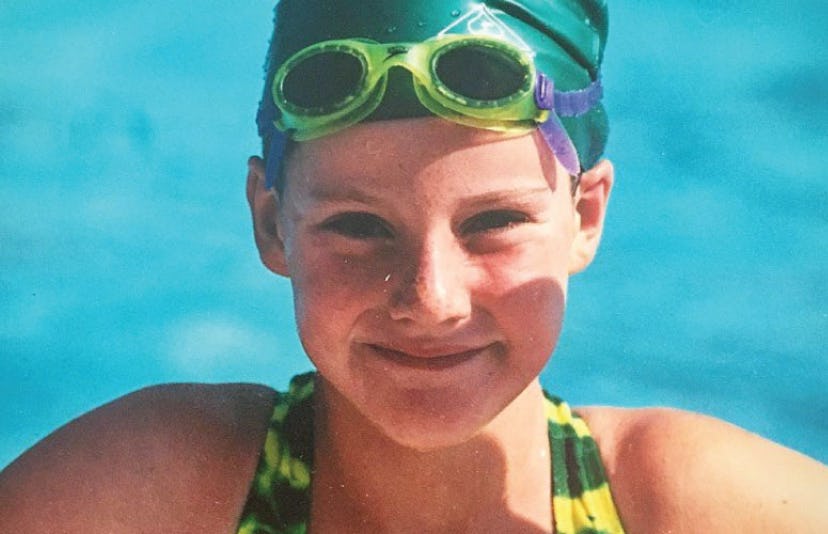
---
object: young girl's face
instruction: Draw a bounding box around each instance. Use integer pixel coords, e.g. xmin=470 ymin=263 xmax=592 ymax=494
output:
xmin=264 ymin=118 xmax=588 ymax=449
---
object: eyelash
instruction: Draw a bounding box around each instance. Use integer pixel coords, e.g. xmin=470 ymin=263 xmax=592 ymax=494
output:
xmin=459 ymin=210 xmax=531 ymax=235
xmin=320 ymin=209 xmax=530 ymax=241
xmin=320 ymin=212 xmax=393 ymax=239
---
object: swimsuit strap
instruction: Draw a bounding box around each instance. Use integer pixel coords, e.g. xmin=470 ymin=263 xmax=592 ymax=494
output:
xmin=237 ymin=373 xmax=625 ymax=533
xmin=544 ymin=393 xmax=625 ymax=534
xmin=236 ymin=373 xmax=315 ymax=534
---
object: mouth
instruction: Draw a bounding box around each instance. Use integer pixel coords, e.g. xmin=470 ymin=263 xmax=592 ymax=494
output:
xmin=365 ymin=343 xmax=493 ymax=371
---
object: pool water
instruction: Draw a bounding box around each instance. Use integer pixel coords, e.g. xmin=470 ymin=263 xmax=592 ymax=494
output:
xmin=1 ymin=1 xmax=826 ymax=468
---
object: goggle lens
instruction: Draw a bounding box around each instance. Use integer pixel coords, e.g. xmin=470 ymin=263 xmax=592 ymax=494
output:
xmin=281 ymin=50 xmax=365 ymax=111
xmin=434 ymin=44 xmax=527 ymax=101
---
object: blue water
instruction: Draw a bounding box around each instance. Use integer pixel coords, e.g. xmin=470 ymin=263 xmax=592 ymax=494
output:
xmin=1 ymin=1 xmax=826 ymax=469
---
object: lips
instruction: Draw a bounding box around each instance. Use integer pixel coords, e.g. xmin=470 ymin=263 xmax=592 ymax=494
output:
xmin=365 ymin=343 xmax=492 ymax=370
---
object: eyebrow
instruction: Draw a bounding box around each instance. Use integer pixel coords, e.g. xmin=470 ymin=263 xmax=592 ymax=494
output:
xmin=459 ymin=186 xmax=554 ymax=210
xmin=309 ymin=183 xmax=551 ymax=200
xmin=306 ymin=183 xmax=382 ymax=205
xmin=303 ymin=183 xmax=554 ymax=215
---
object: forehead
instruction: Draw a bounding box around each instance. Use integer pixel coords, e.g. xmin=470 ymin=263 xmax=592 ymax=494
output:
xmin=282 ymin=117 xmax=559 ymax=196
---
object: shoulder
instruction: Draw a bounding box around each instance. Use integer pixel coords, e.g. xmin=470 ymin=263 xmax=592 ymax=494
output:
xmin=0 ymin=382 xmax=277 ymax=533
xmin=577 ymin=405 xmax=828 ymax=534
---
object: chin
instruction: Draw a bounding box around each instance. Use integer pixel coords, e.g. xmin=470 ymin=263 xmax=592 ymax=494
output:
xmin=314 ymin=352 xmax=546 ymax=452
xmin=359 ymin=384 xmax=509 ymax=452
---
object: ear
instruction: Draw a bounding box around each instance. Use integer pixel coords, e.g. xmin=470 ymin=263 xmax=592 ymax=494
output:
xmin=569 ymin=159 xmax=614 ymax=274
xmin=246 ymin=156 xmax=289 ymax=277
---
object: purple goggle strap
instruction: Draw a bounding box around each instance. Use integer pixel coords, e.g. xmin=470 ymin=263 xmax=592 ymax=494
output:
xmin=534 ymin=74 xmax=603 ymax=176
xmin=257 ymin=73 xmax=603 ymax=188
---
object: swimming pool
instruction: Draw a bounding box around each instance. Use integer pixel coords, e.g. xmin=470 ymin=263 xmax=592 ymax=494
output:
xmin=1 ymin=0 xmax=826 ymax=468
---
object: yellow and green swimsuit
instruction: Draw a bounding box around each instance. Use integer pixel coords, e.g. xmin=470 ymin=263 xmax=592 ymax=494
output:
xmin=237 ymin=373 xmax=625 ymax=534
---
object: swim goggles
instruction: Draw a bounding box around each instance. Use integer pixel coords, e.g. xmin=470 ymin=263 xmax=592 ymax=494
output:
xmin=273 ymin=34 xmax=549 ymax=140
xmin=259 ymin=34 xmax=604 ymax=186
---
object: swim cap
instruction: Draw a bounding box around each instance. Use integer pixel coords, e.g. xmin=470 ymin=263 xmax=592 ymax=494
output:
xmin=257 ymin=0 xmax=609 ymax=189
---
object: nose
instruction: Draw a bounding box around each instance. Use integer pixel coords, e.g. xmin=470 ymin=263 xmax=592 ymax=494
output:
xmin=388 ymin=234 xmax=473 ymax=326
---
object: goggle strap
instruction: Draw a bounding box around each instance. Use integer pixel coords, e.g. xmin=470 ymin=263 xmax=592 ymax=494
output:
xmin=535 ymin=74 xmax=603 ymax=117
xmin=538 ymin=113 xmax=581 ymax=176
xmin=264 ymin=130 xmax=288 ymax=190
xmin=256 ymin=96 xmax=278 ymax=139
xmin=257 ymin=94 xmax=287 ymax=190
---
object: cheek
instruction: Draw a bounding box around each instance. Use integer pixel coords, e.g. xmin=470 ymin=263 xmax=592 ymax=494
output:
xmin=288 ymin=240 xmax=392 ymax=344
xmin=490 ymin=268 xmax=566 ymax=344
xmin=480 ymin=228 xmax=571 ymax=296
xmin=479 ymin=236 xmax=570 ymax=360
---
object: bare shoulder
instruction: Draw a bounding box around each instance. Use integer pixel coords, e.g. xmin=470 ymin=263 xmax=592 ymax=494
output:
xmin=577 ymin=405 xmax=828 ymax=534
xmin=0 ymin=382 xmax=276 ymax=533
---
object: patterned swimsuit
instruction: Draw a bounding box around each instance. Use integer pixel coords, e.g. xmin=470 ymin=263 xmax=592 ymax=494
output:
xmin=236 ymin=373 xmax=625 ymax=533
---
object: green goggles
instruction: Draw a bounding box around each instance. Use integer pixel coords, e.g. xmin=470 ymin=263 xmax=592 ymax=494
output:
xmin=272 ymin=34 xmax=550 ymax=141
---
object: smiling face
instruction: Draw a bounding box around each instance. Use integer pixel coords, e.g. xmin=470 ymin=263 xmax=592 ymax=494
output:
xmin=248 ymin=117 xmax=612 ymax=449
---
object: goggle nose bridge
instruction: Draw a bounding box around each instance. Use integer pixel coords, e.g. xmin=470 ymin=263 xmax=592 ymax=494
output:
xmin=373 ymin=42 xmax=432 ymax=80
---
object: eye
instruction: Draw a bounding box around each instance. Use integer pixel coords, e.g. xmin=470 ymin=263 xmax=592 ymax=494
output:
xmin=460 ymin=210 xmax=530 ymax=235
xmin=320 ymin=212 xmax=393 ymax=239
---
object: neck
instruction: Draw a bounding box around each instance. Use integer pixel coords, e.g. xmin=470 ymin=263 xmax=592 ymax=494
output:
xmin=310 ymin=379 xmax=552 ymax=533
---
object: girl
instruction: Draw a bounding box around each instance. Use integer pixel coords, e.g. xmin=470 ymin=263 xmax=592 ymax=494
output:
xmin=2 ymin=1 xmax=826 ymax=532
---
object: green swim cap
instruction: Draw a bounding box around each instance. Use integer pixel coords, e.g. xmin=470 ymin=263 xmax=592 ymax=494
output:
xmin=260 ymin=0 xmax=609 ymax=172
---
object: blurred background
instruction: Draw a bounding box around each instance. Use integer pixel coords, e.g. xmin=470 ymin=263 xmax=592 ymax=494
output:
xmin=1 ymin=0 xmax=826 ymax=468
